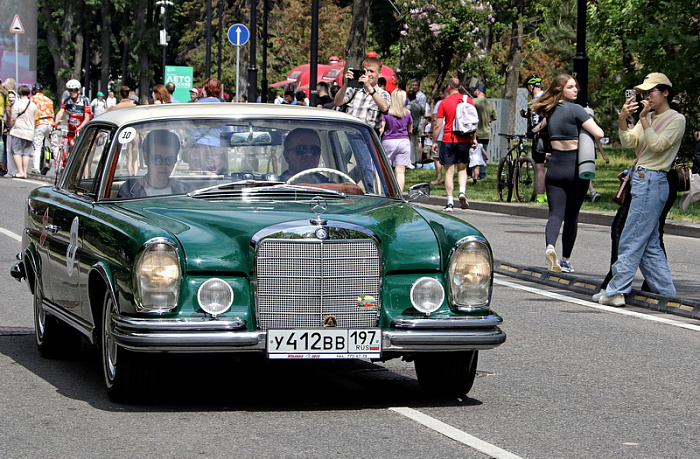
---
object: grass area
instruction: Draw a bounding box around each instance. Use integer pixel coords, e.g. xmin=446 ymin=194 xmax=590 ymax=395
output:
xmin=406 ymin=146 xmax=700 ymax=224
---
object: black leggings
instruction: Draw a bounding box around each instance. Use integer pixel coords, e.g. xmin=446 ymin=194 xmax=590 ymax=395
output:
xmin=545 ymin=149 xmax=588 ymax=258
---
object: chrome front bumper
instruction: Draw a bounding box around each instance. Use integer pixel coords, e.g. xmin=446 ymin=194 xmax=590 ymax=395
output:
xmin=111 ymin=313 xmax=506 ymax=353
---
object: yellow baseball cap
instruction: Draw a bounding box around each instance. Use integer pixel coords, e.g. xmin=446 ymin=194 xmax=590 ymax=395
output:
xmin=634 ymin=73 xmax=672 ymax=93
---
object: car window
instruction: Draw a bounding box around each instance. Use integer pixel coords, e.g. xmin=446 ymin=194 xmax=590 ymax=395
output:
xmin=108 ymin=118 xmax=397 ymax=200
xmin=63 ymin=127 xmax=112 ymax=198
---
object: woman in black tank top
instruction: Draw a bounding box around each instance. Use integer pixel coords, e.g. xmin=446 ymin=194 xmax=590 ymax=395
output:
xmin=531 ymin=74 xmax=604 ymax=273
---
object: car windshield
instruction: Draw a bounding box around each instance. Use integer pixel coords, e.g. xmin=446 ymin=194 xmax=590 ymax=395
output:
xmin=108 ymin=118 xmax=396 ymax=200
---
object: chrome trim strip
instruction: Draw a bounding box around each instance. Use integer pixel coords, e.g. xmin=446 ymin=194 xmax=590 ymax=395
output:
xmin=43 ymin=302 xmax=94 ymax=339
xmin=391 ymin=313 xmax=503 ymax=329
xmin=113 ymin=331 xmax=267 ymax=352
xmin=382 ymin=328 xmax=506 ymax=351
xmin=113 ymin=315 xmax=247 ymax=332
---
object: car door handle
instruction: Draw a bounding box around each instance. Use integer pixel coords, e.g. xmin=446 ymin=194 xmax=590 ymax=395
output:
xmin=44 ymin=224 xmax=60 ymax=234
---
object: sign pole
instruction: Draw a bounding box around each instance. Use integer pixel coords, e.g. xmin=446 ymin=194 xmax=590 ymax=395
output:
xmin=227 ymin=24 xmax=250 ymax=103
xmin=15 ymin=34 xmax=18 ymax=85
xmin=10 ymin=14 xmax=25 ymax=84
xmin=236 ymin=45 xmax=241 ymax=102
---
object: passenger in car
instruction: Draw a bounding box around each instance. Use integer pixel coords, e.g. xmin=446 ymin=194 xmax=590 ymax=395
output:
xmin=118 ymin=129 xmax=189 ymax=198
xmin=280 ymin=128 xmax=329 ymax=183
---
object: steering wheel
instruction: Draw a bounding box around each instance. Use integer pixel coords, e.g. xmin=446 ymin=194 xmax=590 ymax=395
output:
xmin=286 ymin=167 xmax=357 ymax=185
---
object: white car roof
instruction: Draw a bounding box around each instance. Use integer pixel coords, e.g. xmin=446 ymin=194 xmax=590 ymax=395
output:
xmin=93 ymin=102 xmax=365 ymax=127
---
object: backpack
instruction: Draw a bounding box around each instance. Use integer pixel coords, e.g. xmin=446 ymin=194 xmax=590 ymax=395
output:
xmin=408 ymin=100 xmax=424 ymax=135
xmin=452 ymin=95 xmax=479 ymax=136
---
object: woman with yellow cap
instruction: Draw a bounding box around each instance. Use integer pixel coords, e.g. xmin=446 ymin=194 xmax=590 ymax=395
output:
xmin=597 ymin=73 xmax=686 ymax=306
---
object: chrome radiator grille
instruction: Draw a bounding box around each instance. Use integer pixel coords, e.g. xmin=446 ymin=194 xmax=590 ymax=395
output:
xmin=256 ymin=239 xmax=381 ymax=330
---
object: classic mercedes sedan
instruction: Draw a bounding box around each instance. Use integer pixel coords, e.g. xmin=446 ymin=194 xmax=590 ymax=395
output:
xmin=11 ymin=103 xmax=505 ymax=401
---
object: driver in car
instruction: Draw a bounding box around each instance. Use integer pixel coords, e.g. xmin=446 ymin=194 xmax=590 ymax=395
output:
xmin=279 ymin=128 xmax=330 ymax=184
xmin=118 ymin=129 xmax=189 ymax=198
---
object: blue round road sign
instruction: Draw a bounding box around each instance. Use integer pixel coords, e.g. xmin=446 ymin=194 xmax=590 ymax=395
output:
xmin=227 ymin=24 xmax=250 ymax=46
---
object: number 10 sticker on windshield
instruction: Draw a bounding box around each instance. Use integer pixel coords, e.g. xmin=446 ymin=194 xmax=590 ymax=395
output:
xmin=117 ymin=127 xmax=137 ymax=144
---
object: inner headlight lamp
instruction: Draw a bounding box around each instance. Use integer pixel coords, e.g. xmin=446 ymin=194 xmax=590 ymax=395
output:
xmin=410 ymin=277 xmax=444 ymax=315
xmin=197 ymin=278 xmax=233 ymax=316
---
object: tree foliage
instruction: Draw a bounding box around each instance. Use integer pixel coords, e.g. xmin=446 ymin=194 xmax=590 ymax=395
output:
xmin=587 ymin=0 xmax=700 ymax=154
xmin=396 ymin=0 xmax=499 ymax=94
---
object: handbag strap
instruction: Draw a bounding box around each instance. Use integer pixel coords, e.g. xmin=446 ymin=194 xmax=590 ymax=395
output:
xmin=14 ymin=100 xmax=33 ymax=120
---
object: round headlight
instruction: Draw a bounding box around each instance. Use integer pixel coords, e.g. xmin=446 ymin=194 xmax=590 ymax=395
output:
xmin=197 ymin=278 xmax=233 ymax=316
xmin=410 ymin=277 xmax=445 ymax=315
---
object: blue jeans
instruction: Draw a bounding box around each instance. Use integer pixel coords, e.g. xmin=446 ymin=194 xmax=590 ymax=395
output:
xmin=606 ymin=168 xmax=676 ymax=296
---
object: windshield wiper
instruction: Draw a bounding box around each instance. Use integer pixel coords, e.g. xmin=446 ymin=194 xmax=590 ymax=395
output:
xmin=189 ymin=182 xmax=345 ymax=200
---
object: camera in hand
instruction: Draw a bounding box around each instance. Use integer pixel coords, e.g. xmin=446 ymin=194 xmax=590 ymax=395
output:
xmin=347 ymin=68 xmax=365 ymax=88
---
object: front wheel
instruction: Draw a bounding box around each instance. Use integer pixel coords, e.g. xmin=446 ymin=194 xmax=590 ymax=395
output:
xmin=102 ymin=292 xmax=152 ymax=402
xmin=496 ymin=158 xmax=513 ymax=202
xmin=414 ymin=351 xmax=479 ymax=398
xmin=514 ymin=156 xmax=538 ymax=203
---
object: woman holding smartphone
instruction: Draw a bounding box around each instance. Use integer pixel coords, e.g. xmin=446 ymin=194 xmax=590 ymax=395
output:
xmin=597 ymin=73 xmax=685 ymax=306
xmin=531 ymin=74 xmax=604 ymax=273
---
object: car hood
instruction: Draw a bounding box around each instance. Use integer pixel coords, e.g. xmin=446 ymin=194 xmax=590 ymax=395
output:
xmin=113 ymin=195 xmax=478 ymax=274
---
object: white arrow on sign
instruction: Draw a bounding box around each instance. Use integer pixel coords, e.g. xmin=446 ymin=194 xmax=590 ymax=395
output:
xmin=10 ymin=14 xmax=24 ymax=34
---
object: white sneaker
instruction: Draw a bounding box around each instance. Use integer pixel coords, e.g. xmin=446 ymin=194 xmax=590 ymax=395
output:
xmin=598 ymin=293 xmax=625 ymax=307
xmin=545 ymin=248 xmax=562 ymax=272
xmin=458 ymin=193 xmax=469 ymax=209
xmin=443 ymin=203 xmax=454 ymax=212
xmin=591 ymin=291 xmax=604 ymax=302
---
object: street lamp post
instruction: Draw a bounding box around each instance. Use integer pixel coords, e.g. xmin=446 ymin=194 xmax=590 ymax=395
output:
xmin=572 ymin=0 xmax=589 ymax=107
xmin=156 ymin=0 xmax=173 ymax=84
xmin=247 ymin=0 xmax=258 ymax=103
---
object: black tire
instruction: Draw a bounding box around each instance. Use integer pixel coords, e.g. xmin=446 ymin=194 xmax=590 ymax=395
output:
xmin=496 ymin=158 xmax=513 ymax=202
xmin=102 ymin=291 xmax=152 ymax=402
xmin=33 ymin=275 xmax=81 ymax=358
xmin=515 ymin=156 xmax=538 ymax=203
xmin=414 ymin=351 xmax=479 ymax=398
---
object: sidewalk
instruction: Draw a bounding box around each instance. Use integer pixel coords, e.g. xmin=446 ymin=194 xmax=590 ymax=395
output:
xmin=420 ymin=195 xmax=700 ymax=321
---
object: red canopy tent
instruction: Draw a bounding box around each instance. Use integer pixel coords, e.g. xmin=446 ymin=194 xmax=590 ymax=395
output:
xmin=270 ymin=59 xmax=398 ymax=97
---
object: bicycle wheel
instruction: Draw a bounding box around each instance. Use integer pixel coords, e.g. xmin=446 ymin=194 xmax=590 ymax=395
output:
xmin=496 ymin=157 xmax=513 ymax=202
xmin=515 ymin=156 xmax=538 ymax=203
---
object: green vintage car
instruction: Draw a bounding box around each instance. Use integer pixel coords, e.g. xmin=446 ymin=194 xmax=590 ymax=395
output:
xmin=11 ymin=103 xmax=505 ymax=401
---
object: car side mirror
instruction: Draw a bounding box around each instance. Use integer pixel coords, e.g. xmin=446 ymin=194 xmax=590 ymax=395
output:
xmin=407 ymin=182 xmax=431 ymax=201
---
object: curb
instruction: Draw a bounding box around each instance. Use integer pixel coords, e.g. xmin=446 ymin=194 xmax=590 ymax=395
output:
xmin=495 ymin=262 xmax=700 ymax=321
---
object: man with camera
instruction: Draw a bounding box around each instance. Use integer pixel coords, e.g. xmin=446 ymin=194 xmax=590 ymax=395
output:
xmin=333 ymin=56 xmax=390 ymax=135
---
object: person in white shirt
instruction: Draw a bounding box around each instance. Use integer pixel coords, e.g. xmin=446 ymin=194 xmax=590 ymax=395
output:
xmin=106 ymin=91 xmax=117 ymax=108
xmin=9 ymin=85 xmax=38 ymax=178
xmin=91 ymin=92 xmax=108 ymax=117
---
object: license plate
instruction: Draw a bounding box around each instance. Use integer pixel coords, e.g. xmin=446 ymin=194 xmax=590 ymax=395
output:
xmin=267 ymin=329 xmax=381 ymax=359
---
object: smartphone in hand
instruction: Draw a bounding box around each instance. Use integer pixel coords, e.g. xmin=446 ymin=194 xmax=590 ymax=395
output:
xmin=348 ymin=68 xmax=365 ymax=88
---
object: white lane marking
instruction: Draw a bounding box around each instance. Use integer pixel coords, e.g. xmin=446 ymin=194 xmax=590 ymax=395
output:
xmin=0 ymin=227 xmax=22 ymax=242
xmin=495 ymin=278 xmax=700 ymax=332
xmin=390 ymin=407 xmax=523 ymax=459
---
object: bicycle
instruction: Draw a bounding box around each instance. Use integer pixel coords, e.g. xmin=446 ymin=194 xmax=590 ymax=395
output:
xmin=496 ymin=133 xmax=538 ymax=203
xmin=51 ymin=126 xmax=70 ymax=178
